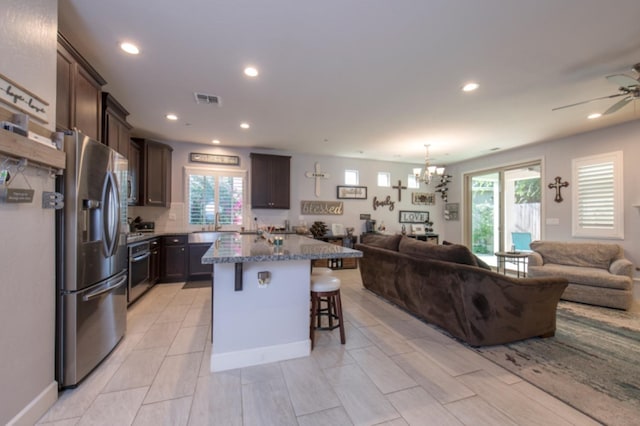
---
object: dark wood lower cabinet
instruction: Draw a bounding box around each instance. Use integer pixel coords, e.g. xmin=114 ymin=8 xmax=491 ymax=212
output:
xmin=188 ymin=244 xmax=213 ymax=281
xmin=160 ymin=235 xmax=187 ymax=282
xmin=149 ymin=238 xmax=160 ymax=285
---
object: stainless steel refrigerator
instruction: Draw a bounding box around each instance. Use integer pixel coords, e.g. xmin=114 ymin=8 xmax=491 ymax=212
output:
xmin=56 ymin=131 xmax=128 ymax=388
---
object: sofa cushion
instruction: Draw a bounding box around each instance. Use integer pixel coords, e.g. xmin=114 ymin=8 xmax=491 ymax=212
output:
xmin=360 ymin=234 xmax=402 ymax=251
xmin=528 ymin=264 xmax=632 ymax=291
xmin=399 ymin=236 xmax=478 ymax=266
xmin=529 ymin=241 xmax=621 ymax=269
xmin=443 ymin=240 xmax=492 ymax=270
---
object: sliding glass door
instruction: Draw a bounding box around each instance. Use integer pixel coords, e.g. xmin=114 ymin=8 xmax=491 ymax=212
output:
xmin=465 ymin=161 xmax=541 ymax=268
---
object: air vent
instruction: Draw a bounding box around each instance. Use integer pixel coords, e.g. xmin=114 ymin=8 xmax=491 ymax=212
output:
xmin=194 ymin=92 xmax=221 ymax=106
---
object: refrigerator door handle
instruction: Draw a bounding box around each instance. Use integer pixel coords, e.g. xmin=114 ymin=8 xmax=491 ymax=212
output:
xmin=82 ymin=272 xmax=128 ymax=302
xmin=101 ymin=171 xmax=121 ymax=257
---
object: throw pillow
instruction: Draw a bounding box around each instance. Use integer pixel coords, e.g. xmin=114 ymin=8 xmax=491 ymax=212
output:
xmin=399 ymin=237 xmax=478 ymax=266
xmin=443 ymin=240 xmax=492 ymax=270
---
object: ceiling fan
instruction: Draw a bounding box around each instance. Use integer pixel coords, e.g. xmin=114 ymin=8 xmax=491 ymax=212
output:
xmin=552 ymin=63 xmax=640 ymax=115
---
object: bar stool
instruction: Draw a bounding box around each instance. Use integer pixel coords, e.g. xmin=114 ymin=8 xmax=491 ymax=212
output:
xmin=312 ymin=266 xmax=332 ymax=275
xmin=310 ymin=273 xmax=345 ymax=349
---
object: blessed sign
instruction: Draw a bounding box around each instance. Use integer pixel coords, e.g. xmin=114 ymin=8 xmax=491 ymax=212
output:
xmin=301 ymin=200 xmax=343 ymax=215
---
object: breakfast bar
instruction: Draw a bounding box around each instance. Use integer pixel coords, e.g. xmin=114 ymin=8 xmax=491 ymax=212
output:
xmin=201 ymin=233 xmax=362 ymax=372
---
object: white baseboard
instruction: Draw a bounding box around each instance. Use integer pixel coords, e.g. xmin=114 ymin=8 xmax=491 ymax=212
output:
xmin=7 ymin=381 xmax=58 ymax=426
xmin=210 ymin=340 xmax=310 ymax=372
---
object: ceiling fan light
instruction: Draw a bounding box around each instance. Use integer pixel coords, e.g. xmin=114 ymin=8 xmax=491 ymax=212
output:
xmin=587 ymin=113 xmax=602 ymax=119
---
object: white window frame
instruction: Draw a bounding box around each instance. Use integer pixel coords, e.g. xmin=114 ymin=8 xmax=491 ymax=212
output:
xmin=571 ymin=151 xmax=623 ymax=239
xmin=377 ymin=172 xmax=391 ymax=187
xmin=407 ymin=173 xmax=419 ymax=189
xmin=344 ymin=169 xmax=359 ymax=185
xmin=184 ymin=166 xmax=248 ymax=231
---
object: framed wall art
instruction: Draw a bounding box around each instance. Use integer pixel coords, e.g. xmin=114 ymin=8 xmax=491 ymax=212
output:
xmin=336 ymin=185 xmax=367 ymax=199
xmin=399 ymin=210 xmax=430 ymax=223
xmin=412 ymin=192 xmax=435 ymax=205
xmin=189 ymin=152 xmax=240 ymax=166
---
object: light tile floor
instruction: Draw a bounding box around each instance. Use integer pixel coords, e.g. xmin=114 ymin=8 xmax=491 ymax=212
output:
xmin=37 ymin=269 xmax=599 ymax=425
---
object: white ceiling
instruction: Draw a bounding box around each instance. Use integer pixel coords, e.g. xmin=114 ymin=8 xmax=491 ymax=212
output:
xmin=58 ymin=0 xmax=640 ymax=165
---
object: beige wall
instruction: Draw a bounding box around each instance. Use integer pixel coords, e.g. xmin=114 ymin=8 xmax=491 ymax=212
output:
xmin=441 ymin=119 xmax=640 ymax=275
xmin=0 ymin=1 xmax=58 ymax=424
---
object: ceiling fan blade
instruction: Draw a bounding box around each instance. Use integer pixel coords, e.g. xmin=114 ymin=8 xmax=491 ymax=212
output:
xmin=602 ymin=96 xmax=633 ymax=115
xmin=606 ymin=74 xmax=639 ymax=88
xmin=552 ymin=93 xmax=627 ymax=111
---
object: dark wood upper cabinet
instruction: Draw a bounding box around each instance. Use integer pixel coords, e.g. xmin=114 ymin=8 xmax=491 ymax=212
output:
xmin=132 ymin=138 xmax=173 ymax=207
xmin=56 ymin=33 xmax=106 ymax=141
xmin=250 ymin=153 xmax=291 ymax=209
xmin=102 ymin=93 xmax=132 ymax=157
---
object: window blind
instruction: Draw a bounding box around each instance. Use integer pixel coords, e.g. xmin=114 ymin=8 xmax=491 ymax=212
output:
xmin=576 ymin=162 xmax=614 ymax=229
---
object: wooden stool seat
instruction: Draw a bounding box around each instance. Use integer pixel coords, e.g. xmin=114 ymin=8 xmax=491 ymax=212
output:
xmin=310 ymin=274 xmax=345 ymax=349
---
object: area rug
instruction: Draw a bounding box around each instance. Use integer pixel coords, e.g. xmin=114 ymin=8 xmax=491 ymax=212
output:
xmin=474 ymin=302 xmax=640 ymax=426
xmin=182 ymin=280 xmax=210 ymax=289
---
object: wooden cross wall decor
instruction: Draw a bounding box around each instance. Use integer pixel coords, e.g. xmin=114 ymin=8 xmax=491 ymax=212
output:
xmin=548 ymin=176 xmax=569 ymax=203
xmin=305 ymin=162 xmax=330 ymax=197
xmin=392 ymin=180 xmax=407 ymax=202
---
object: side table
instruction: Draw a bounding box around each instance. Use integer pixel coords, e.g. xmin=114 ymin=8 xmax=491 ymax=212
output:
xmin=494 ymin=251 xmax=529 ymax=277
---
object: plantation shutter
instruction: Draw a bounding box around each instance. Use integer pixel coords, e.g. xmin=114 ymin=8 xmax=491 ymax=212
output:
xmin=217 ymin=176 xmax=244 ymax=225
xmin=571 ymin=151 xmax=623 ymax=239
xmin=576 ymin=162 xmax=614 ymax=229
xmin=189 ymin=175 xmax=215 ymax=225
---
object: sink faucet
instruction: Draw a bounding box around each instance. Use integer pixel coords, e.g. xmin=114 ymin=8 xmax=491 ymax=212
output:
xmin=214 ymin=212 xmax=222 ymax=231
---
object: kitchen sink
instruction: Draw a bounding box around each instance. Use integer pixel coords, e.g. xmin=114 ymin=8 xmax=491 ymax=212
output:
xmin=189 ymin=231 xmax=238 ymax=244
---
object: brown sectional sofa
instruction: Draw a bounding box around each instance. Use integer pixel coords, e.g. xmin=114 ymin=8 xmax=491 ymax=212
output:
xmin=355 ymin=234 xmax=568 ymax=346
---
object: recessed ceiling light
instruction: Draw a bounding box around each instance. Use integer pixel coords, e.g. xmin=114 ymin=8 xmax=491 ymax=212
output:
xmin=166 ymin=114 xmax=178 ymax=121
xmin=212 ymin=139 xmax=220 ymax=144
xmin=244 ymin=67 xmax=259 ymax=77
xmin=240 ymin=122 xmax=250 ymax=129
xmin=462 ymin=82 xmax=479 ymax=92
xmin=587 ymin=113 xmax=602 ymax=120
xmin=120 ymin=42 xmax=139 ymax=55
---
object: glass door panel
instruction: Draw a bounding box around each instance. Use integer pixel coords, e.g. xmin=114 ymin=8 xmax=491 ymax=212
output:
xmin=469 ymin=172 xmax=500 ymax=267
xmin=466 ymin=161 xmax=541 ymax=271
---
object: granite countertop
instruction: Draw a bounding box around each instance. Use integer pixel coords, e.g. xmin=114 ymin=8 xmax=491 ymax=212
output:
xmin=201 ymin=233 xmax=362 ymax=264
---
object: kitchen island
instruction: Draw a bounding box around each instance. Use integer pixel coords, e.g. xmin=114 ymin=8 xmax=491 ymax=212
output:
xmin=201 ymin=233 xmax=362 ymax=372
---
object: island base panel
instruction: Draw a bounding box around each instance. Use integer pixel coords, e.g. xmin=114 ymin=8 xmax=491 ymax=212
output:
xmin=210 ymin=260 xmax=311 ymax=372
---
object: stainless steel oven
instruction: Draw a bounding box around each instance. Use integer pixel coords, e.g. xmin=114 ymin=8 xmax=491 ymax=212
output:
xmin=128 ymin=241 xmax=151 ymax=304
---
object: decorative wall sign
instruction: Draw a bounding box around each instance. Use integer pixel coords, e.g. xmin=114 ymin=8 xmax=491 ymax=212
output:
xmin=399 ymin=210 xmax=430 ymax=223
xmin=392 ymin=180 xmax=407 ymax=201
xmin=548 ymin=176 xmax=569 ymax=203
xmin=444 ymin=203 xmax=459 ymax=221
xmin=412 ymin=192 xmax=435 ymax=205
xmin=0 ymin=73 xmax=49 ymax=124
xmin=372 ymin=195 xmax=395 ymax=211
xmin=189 ymin=152 xmax=240 ymax=166
xmin=305 ymin=162 xmax=330 ymax=197
xmin=337 ymin=185 xmax=367 ymax=199
xmin=435 ymin=174 xmax=452 ymax=202
xmin=301 ymin=200 xmax=343 ymax=215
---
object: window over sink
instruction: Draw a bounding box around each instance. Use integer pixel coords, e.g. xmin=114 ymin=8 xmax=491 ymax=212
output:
xmin=185 ymin=167 xmax=246 ymax=230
